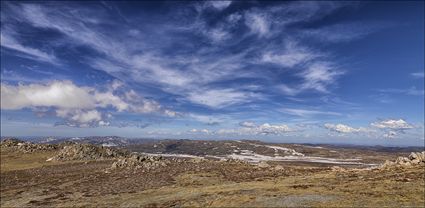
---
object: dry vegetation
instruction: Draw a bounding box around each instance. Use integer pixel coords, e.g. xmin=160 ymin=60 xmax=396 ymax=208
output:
xmin=1 ymin=140 xmax=424 ymax=207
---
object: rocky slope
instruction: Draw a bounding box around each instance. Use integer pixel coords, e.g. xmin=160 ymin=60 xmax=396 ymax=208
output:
xmin=1 ymin=139 xmax=58 ymax=153
xmin=48 ymin=143 xmax=129 ymax=161
xmin=381 ymin=151 xmax=425 ymax=168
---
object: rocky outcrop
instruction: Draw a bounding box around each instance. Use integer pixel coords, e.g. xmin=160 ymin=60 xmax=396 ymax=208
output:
xmin=49 ymin=143 xmax=128 ymax=161
xmin=111 ymin=154 xmax=167 ymax=170
xmin=381 ymin=151 xmax=425 ymax=168
xmin=1 ymin=139 xmax=57 ymax=153
xmin=257 ymin=161 xmax=271 ymax=168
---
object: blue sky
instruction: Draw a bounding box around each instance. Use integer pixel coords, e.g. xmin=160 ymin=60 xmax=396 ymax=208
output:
xmin=1 ymin=1 xmax=424 ymax=146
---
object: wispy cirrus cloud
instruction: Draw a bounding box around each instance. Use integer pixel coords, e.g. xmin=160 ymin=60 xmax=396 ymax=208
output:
xmin=0 ymin=32 xmax=59 ymax=65
xmin=281 ymin=108 xmax=342 ymax=117
xmin=378 ymin=87 xmax=424 ymax=96
xmin=0 ymin=1 xmax=359 ymax=110
xmin=302 ymin=22 xmax=393 ymax=43
xmin=2 ymin=0 xmax=420 ymax=145
xmin=410 ymin=72 xmax=424 ymax=79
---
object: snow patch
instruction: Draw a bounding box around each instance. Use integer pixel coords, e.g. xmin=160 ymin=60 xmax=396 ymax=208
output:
xmin=226 ymin=152 xmax=369 ymax=165
xmin=143 ymin=153 xmax=204 ymax=159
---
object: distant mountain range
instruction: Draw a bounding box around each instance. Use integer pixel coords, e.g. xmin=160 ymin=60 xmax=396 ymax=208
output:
xmin=0 ymin=136 xmax=157 ymax=147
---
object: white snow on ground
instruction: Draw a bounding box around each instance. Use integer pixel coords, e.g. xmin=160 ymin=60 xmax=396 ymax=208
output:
xmin=226 ymin=152 xmax=370 ymax=165
xmin=102 ymin=143 xmax=117 ymax=147
xmin=71 ymin=137 xmax=83 ymax=140
xmin=240 ymin=141 xmax=305 ymax=156
xmin=303 ymin=145 xmax=325 ymax=149
xmin=143 ymin=153 xmax=204 ymax=159
xmin=264 ymin=145 xmax=305 ymax=156
xmin=138 ymin=141 xmax=370 ymax=165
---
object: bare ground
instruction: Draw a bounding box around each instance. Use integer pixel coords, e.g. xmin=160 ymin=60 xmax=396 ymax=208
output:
xmin=1 ymin=146 xmax=424 ymax=207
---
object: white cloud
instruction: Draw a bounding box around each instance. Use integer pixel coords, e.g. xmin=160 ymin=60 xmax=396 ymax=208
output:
xmin=371 ymin=119 xmax=413 ymax=131
xmin=187 ymin=89 xmax=255 ymax=108
xmin=227 ymin=13 xmax=242 ymax=24
xmin=244 ymin=11 xmax=270 ymax=37
xmin=56 ymin=109 xmax=103 ymax=127
xmin=189 ymin=128 xmax=211 ymax=134
xmin=208 ymin=1 xmax=232 ymax=10
xmin=189 ymin=113 xmax=226 ymax=125
xmin=370 ymin=119 xmax=416 ymax=139
xmin=1 ymin=80 xmax=176 ymax=127
xmin=281 ymin=108 xmax=341 ymax=117
xmin=303 ymin=22 xmax=392 ymax=43
xmin=299 ymin=62 xmax=343 ymax=93
xmin=221 ymin=122 xmax=293 ymax=135
xmin=323 ymin=119 xmax=419 ymax=139
xmin=1 ymin=2 xmax=354 ymax=110
xmin=261 ymin=40 xmax=318 ymax=68
xmin=279 ymin=62 xmax=343 ymax=95
xmin=186 ymin=122 xmax=294 ymax=136
xmin=205 ymin=27 xmax=230 ymax=42
xmin=378 ymin=87 xmax=424 ymax=96
xmin=324 ymin=123 xmax=360 ymax=133
xmin=256 ymin=123 xmax=292 ymax=135
xmin=0 ymin=32 xmax=59 ymax=65
xmin=411 ymin=72 xmax=424 ymax=79
xmin=383 ymin=131 xmax=397 ymax=138
xmin=262 ymin=52 xmax=313 ymax=68
xmin=239 ymin=121 xmax=256 ymax=128
xmin=1 ymin=81 xmax=94 ymax=110
xmin=278 ymin=84 xmax=301 ymax=96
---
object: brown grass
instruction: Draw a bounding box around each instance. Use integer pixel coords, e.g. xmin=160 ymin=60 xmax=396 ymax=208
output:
xmin=1 ymin=148 xmax=424 ymax=207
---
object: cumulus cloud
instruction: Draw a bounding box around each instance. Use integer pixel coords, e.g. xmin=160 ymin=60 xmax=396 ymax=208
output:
xmin=255 ymin=123 xmax=292 ymax=135
xmin=324 ymin=123 xmax=360 ymax=133
xmin=1 ymin=81 xmax=95 ymax=110
xmin=383 ymin=131 xmax=397 ymax=139
xmin=56 ymin=109 xmax=104 ymax=127
xmin=239 ymin=121 xmax=256 ymax=128
xmin=189 ymin=128 xmax=211 ymax=134
xmin=186 ymin=122 xmax=293 ymax=136
xmin=371 ymin=119 xmax=413 ymax=131
xmin=1 ymin=80 xmax=177 ymax=127
xmin=323 ymin=119 xmax=419 ymax=139
xmin=226 ymin=122 xmax=293 ymax=135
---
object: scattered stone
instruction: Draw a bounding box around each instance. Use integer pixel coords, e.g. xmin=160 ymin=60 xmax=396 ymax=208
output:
xmin=257 ymin=161 xmax=270 ymax=168
xmin=49 ymin=143 xmax=128 ymax=161
xmin=1 ymin=139 xmax=57 ymax=153
xmin=331 ymin=166 xmax=346 ymax=172
xmin=110 ymin=154 xmax=167 ymax=170
xmin=380 ymin=151 xmax=425 ymax=169
xmin=273 ymin=165 xmax=284 ymax=171
xmin=190 ymin=157 xmax=205 ymax=163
